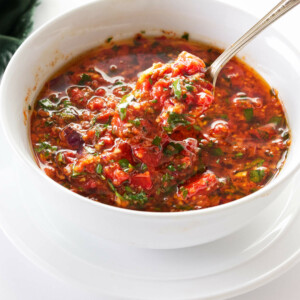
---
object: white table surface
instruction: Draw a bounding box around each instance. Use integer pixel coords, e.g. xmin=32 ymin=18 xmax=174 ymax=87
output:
xmin=0 ymin=0 xmax=299 ymax=299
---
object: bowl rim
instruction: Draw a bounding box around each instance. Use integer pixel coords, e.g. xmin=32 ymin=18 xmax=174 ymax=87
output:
xmin=1 ymin=0 xmax=300 ymax=218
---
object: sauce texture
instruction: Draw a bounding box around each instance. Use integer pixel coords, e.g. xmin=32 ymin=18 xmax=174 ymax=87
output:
xmin=30 ymin=34 xmax=290 ymax=212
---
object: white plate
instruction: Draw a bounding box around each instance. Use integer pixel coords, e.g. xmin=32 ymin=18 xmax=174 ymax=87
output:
xmin=0 ymin=128 xmax=300 ymax=300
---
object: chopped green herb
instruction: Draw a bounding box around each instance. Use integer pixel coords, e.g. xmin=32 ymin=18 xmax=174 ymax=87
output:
xmin=35 ymin=141 xmax=57 ymax=153
xmin=151 ymin=99 xmax=158 ymax=103
xmin=78 ymin=73 xmax=92 ymax=85
xmin=128 ymin=118 xmax=141 ymax=127
xmin=45 ymin=120 xmax=54 ymax=127
xmin=164 ymin=112 xmax=189 ymax=133
xmin=163 ymin=142 xmax=184 ymax=156
xmin=119 ymin=158 xmax=134 ymax=172
xmin=124 ymin=191 xmax=148 ymax=205
xmin=113 ymin=80 xmax=123 ymax=86
xmin=235 ymin=152 xmax=244 ymax=158
xmin=125 ymin=186 xmax=133 ymax=193
xmin=112 ymin=44 xmax=119 ymax=51
xmin=172 ymin=78 xmax=182 ymax=100
xmin=245 ymin=158 xmax=265 ymax=169
xmin=96 ymin=164 xmax=103 ymax=174
xmin=62 ymin=99 xmax=71 ymax=107
xmin=28 ymin=105 xmax=32 ymax=110
xmin=39 ymin=98 xmax=56 ymax=110
xmin=135 ymin=163 xmax=148 ymax=172
xmin=167 ymin=164 xmax=176 ymax=172
xmin=269 ymin=116 xmax=282 ymax=126
xmin=212 ymin=147 xmax=223 ymax=156
xmin=107 ymin=180 xmax=116 ymax=192
xmin=249 ymin=169 xmax=265 ymax=183
xmin=177 ymin=163 xmax=187 ymax=170
xmin=181 ymin=32 xmax=189 ymax=40
xmin=59 ymin=108 xmax=77 ymax=122
xmin=152 ymin=136 xmax=161 ymax=148
xmin=186 ymin=84 xmax=194 ymax=91
xmin=90 ymin=116 xmax=96 ymax=126
xmin=71 ymin=165 xmax=85 ymax=177
xmin=162 ymin=173 xmax=174 ymax=183
xmin=106 ymin=36 xmax=113 ymax=43
xmin=118 ymin=94 xmax=135 ymax=120
xmin=193 ymin=124 xmax=201 ymax=131
xmin=244 ymin=108 xmax=253 ymax=122
xmin=180 ymin=186 xmax=188 ymax=199
xmin=57 ymin=152 xmax=65 ymax=164
xmin=220 ymin=114 xmax=228 ymax=120
xmin=95 ymin=128 xmax=101 ymax=139
xmin=149 ymin=77 xmax=153 ymax=85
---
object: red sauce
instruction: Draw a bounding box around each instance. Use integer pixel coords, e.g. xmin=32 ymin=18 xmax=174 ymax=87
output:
xmin=30 ymin=35 xmax=290 ymax=212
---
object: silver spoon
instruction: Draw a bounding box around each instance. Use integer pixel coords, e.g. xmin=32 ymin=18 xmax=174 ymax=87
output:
xmin=207 ymin=0 xmax=300 ymax=88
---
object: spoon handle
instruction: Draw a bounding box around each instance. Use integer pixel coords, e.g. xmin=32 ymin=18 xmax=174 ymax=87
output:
xmin=209 ymin=0 xmax=300 ymax=86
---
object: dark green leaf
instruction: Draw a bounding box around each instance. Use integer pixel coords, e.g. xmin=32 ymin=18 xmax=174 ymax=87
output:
xmin=181 ymin=32 xmax=189 ymax=40
xmin=244 ymin=108 xmax=253 ymax=122
xmin=186 ymin=84 xmax=193 ymax=91
xmin=167 ymin=164 xmax=176 ymax=172
xmin=220 ymin=114 xmax=228 ymax=120
xmin=119 ymin=158 xmax=130 ymax=168
xmin=211 ymin=147 xmax=223 ymax=156
xmin=164 ymin=112 xmax=189 ymax=133
xmin=163 ymin=142 xmax=184 ymax=156
xmin=152 ymin=136 xmax=161 ymax=147
xmin=119 ymin=158 xmax=134 ymax=172
xmin=78 ymin=73 xmax=92 ymax=85
xmin=113 ymin=80 xmax=123 ymax=86
xmin=112 ymin=45 xmax=119 ymax=51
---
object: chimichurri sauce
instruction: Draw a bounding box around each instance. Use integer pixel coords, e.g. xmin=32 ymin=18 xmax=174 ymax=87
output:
xmin=30 ymin=34 xmax=290 ymax=212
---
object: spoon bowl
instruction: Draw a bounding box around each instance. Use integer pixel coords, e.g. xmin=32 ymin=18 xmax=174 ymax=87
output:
xmin=208 ymin=0 xmax=300 ymax=88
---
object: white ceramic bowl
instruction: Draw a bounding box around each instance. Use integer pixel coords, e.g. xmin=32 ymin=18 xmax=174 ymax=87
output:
xmin=1 ymin=0 xmax=300 ymax=249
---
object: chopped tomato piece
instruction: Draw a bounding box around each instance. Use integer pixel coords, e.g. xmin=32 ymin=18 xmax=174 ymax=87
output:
xmin=104 ymin=162 xmax=130 ymax=186
xmin=179 ymin=172 xmax=219 ymax=198
xmin=87 ymin=97 xmax=106 ymax=111
xmin=130 ymin=171 xmax=153 ymax=190
xmin=172 ymin=51 xmax=206 ymax=76
xmin=133 ymin=146 xmax=162 ymax=167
